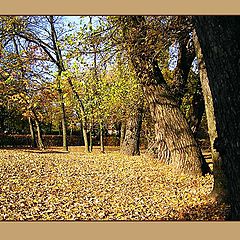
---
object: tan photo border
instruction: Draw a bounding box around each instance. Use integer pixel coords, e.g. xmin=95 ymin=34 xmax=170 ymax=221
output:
xmin=0 ymin=0 xmax=240 ymax=239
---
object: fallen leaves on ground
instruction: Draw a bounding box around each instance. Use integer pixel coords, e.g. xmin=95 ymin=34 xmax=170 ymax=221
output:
xmin=0 ymin=147 xmax=229 ymax=221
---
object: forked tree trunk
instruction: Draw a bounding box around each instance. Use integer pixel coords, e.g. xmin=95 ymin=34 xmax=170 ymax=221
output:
xmin=66 ymin=76 xmax=89 ymax=152
xmin=171 ymin=33 xmax=195 ymax=104
xmin=120 ymin=16 xmax=210 ymax=175
xmin=28 ymin=117 xmax=37 ymax=148
xmin=192 ymin=29 xmax=229 ymax=202
xmin=171 ymin=33 xmax=204 ymax=135
xmin=120 ymin=104 xmax=143 ymax=156
xmin=194 ymin=16 xmax=240 ymax=219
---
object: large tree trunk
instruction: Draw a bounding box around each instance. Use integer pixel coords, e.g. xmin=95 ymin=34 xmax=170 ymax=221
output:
xmin=143 ymin=78 xmax=209 ymax=175
xmin=194 ymin=16 xmax=240 ymax=220
xmin=120 ymin=104 xmax=143 ymax=156
xmin=120 ymin=16 xmax=210 ymax=175
xmin=28 ymin=117 xmax=37 ymax=148
xmin=192 ymin=29 xmax=228 ymax=202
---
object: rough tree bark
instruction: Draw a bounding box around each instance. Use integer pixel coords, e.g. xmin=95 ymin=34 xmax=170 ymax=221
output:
xmin=120 ymin=103 xmax=143 ymax=156
xmin=120 ymin=16 xmax=210 ymax=175
xmin=192 ymin=29 xmax=229 ymax=202
xmin=194 ymin=16 xmax=240 ymax=220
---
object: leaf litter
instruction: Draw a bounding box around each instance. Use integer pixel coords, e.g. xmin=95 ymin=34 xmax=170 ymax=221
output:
xmin=0 ymin=148 xmax=229 ymax=221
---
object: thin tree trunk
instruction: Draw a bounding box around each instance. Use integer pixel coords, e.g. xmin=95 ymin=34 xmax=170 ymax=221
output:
xmin=60 ymin=93 xmax=68 ymax=152
xmin=66 ymin=77 xmax=89 ymax=152
xmin=192 ymin=29 xmax=228 ymax=202
xmin=57 ymin=73 xmax=68 ymax=152
xmin=120 ymin=121 xmax=126 ymax=147
xmin=82 ymin=120 xmax=89 ymax=152
xmin=28 ymin=117 xmax=37 ymax=148
xmin=120 ymin=104 xmax=143 ymax=156
xmin=89 ymin=121 xmax=93 ymax=152
xmin=194 ymin=16 xmax=240 ymax=219
xmin=99 ymin=121 xmax=105 ymax=153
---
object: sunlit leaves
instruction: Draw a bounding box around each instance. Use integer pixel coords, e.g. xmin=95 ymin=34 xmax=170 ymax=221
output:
xmin=0 ymin=148 xmax=229 ymax=221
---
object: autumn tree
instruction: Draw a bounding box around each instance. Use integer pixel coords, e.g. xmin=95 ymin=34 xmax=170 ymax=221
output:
xmin=109 ymin=16 xmax=210 ymax=175
xmin=5 ymin=16 xmax=70 ymax=151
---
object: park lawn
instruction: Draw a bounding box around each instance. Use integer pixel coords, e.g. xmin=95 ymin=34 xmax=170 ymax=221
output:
xmin=0 ymin=147 xmax=229 ymax=221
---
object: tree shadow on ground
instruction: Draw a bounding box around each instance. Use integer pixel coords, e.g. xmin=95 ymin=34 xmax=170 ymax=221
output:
xmin=179 ymin=199 xmax=230 ymax=221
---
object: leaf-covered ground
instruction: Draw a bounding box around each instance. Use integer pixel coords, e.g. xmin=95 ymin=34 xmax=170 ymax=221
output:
xmin=0 ymin=147 xmax=229 ymax=221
